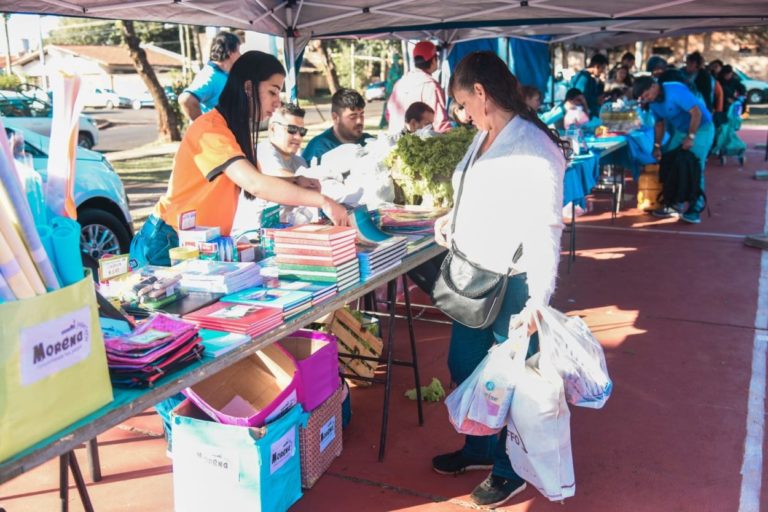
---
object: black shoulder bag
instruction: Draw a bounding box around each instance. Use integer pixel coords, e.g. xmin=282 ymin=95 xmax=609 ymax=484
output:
xmin=431 ymin=145 xmax=523 ymax=329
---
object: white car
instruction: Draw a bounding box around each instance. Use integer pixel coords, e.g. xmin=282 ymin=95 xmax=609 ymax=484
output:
xmin=82 ymin=87 xmax=133 ymax=109
xmin=0 ymin=90 xmax=100 ymax=149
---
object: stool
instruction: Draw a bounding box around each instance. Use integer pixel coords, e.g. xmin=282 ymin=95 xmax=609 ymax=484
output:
xmin=592 ymin=164 xmax=625 ymax=222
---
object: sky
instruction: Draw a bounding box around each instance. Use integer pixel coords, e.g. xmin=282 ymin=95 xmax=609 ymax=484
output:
xmin=3 ymin=14 xmax=60 ymax=54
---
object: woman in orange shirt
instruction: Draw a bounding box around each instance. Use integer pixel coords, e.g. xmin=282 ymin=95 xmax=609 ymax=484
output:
xmin=135 ymin=51 xmax=348 ymax=266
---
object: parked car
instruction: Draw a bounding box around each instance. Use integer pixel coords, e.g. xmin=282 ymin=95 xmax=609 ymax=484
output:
xmin=82 ymin=87 xmax=133 ymax=109
xmin=364 ymin=81 xmax=387 ymax=102
xmin=4 ymin=119 xmax=134 ymax=263
xmin=734 ymin=69 xmax=768 ymax=105
xmin=0 ymin=90 xmax=100 ymax=149
xmin=131 ymin=86 xmax=179 ymax=110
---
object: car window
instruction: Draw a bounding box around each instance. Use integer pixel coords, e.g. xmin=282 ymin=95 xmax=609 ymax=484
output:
xmin=5 ymin=128 xmax=46 ymax=158
xmin=0 ymin=98 xmax=32 ymax=117
xmin=27 ymin=98 xmax=52 ymax=118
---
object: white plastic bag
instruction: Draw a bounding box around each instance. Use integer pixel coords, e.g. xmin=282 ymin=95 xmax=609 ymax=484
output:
xmin=444 ymin=339 xmax=516 ymax=437
xmin=505 ymin=324 xmax=576 ymax=501
xmin=537 ymin=306 xmax=612 ymax=409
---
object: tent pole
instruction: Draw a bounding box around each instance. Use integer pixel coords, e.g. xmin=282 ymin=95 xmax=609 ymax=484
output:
xmin=286 ymin=1 xmax=297 ymax=102
xmin=550 ymin=43 xmax=555 ymax=108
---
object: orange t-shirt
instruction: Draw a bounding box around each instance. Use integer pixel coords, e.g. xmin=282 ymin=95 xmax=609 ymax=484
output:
xmin=154 ymin=109 xmax=245 ymax=235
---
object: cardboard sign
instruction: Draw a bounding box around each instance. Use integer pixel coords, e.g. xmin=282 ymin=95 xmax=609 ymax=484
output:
xmin=269 ymin=426 xmax=296 ymax=475
xmin=319 ymin=416 xmax=336 ymax=453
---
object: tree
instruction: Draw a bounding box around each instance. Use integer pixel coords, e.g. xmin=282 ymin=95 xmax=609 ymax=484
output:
xmin=49 ymin=17 xmax=181 ymax=53
xmin=310 ymin=40 xmax=341 ymax=94
xmin=118 ymin=21 xmax=180 ymax=142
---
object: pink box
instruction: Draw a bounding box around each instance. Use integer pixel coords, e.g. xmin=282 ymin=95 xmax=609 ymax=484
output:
xmin=184 ymin=343 xmax=299 ymax=427
xmin=279 ymin=330 xmax=340 ymax=412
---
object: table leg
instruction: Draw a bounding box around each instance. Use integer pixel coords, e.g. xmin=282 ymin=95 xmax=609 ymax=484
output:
xmin=87 ymin=438 xmax=102 ymax=482
xmin=59 ymin=453 xmax=69 ymax=512
xmin=401 ymin=275 xmax=424 ymax=426
xmin=378 ymin=279 xmax=398 ymax=462
xmin=69 ymin=452 xmax=95 ymax=512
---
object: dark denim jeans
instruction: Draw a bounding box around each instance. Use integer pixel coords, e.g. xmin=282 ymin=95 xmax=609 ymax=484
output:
xmin=446 ymin=273 xmax=538 ymax=484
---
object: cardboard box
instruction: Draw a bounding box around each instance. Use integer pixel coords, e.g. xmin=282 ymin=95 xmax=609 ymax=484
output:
xmin=185 ymin=344 xmax=298 ymax=427
xmin=172 ymin=400 xmax=305 ymax=512
xmin=280 ymin=330 xmax=340 ymax=412
xmin=299 ymin=385 xmax=343 ymax=489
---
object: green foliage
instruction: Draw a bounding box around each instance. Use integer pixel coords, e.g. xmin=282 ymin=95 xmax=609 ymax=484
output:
xmin=385 ymin=127 xmax=476 ymax=206
xmin=47 ymin=17 xmax=181 ymax=52
xmin=328 ymin=40 xmax=399 ymax=91
xmin=0 ymin=74 xmax=21 ymax=90
xmin=404 ymin=377 xmax=446 ymax=402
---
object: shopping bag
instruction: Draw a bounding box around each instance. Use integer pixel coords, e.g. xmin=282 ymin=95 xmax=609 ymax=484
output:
xmin=537 ymin=306 xmax=612 ymax=409
xmin=505 ymin=322 xmax=575 ymax=501
xmin=444 ymin=334 xmax=520 ymax=436
xmin=465 ymin=334 xmax=519 ymax=431
xmin=0 ymin=271 xmax=113 ymax=462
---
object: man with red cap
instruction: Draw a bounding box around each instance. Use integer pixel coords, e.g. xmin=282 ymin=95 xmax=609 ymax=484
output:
xmin=386 ymin=41 xmax=451 ymax=135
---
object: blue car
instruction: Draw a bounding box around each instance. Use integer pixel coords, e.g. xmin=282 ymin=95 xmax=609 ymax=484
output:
xmin=4 ymin=119 xmax=134 ymax=264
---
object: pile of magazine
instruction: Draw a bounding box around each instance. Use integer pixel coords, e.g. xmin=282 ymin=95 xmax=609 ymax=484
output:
xmin=273 ymin=225 xmax=361 ymax=293
xmin=171 ymin=260 xmax=263 ymax=294
xmin=349 ymin=207 xmax=408 ymax=281
xmin=264 ymin=277 xmax=337 ymax=307
xmin=379 ymin=205 xmax=445 ymax=253
xmin=104 ymin=314 xmax=204 ymax=388
xmin=183 ymin=301 xmax=283 ymax=338
xmin=220 ymin=285 xmax=313 ymax=320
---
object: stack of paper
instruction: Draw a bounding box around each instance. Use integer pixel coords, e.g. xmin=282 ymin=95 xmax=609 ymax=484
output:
xmin=379 ymin=205 xmax=448 ymax=236
xmin=183 ymin=302 xmax=283 ymax=337
xmin=273 ymin=225 xmax=360 ymax=292
xmin=220 ymin=286 xmax=313 ymax=320
xmin=171 ymin=260 xmax=262 ymax=294
xmin=104 ymin=314 xmax=204 ymax=388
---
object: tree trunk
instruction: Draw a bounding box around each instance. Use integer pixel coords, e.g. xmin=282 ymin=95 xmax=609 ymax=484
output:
xmin=311 ymin=40 xmax=340 ymax=94
xmin=119 ymin=20 xmax=181 ymax=142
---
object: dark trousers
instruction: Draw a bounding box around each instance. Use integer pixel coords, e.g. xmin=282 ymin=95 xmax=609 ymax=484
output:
xmin=446 ymin=273 xmax=539 ymax=484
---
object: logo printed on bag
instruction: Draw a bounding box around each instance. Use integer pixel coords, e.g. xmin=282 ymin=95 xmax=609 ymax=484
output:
xmin=184 ymin=442 xmax=239 ymax=484
xmin=270 ymin=427 xmax=296 ymax=474
xmin=506 ymin=423 xmax=528 ymax=454
xmin=319 ymin=416 xmax=336 ymax=453
xmin=21 ymin=306 xmax=92 ymax=386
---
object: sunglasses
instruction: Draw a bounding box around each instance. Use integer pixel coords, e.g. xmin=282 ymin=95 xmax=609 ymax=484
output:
xmin=274 ymin=121 xmax=308 ymax=136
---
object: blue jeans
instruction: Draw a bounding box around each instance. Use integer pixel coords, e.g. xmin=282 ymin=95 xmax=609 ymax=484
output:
xmin=447 ymin=273 xmax=538 ymax=484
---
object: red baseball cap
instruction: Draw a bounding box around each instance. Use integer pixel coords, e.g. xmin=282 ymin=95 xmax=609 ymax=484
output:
xmin=413 ymin=41 xmax=437 ymax=61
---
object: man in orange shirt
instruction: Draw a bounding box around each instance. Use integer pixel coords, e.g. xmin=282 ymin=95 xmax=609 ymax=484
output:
xmin=134 ymin=51 xmax=348 ymax=266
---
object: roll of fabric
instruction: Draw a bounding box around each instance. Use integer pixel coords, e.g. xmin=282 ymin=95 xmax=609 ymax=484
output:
xmin=0 ymin=194 xmax=46 ymax=296
xmin=0 ymin=272 xmax=11 ymax=302
xmin=0 ymin=119 xmax=60 ymax=290
xmin=0 ymin=228 xmax=34 ymax=299
xmin=36 ymin=224 xmax=62 ymax=285
xmin=51 ymin=216 xmax=84 ymax=286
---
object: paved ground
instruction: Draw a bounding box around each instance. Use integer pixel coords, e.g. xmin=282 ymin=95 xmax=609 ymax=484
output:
xmin=1 ymin=127 xmax=767 ymax=511
xmin=91 ymin=98 xmax=387 ymax=154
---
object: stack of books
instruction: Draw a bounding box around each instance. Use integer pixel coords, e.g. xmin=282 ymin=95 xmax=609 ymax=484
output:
xmin=264 ymin=278 xmax=338 ymax=306
xmin=379 ymin=206 xmax=445 ymax=252
xmin=348 ymin=206 xmax=408 ymax=281
xmin=357 ymin=235 xmax=408 ymax=281
xmin=184 ymin=302 xmax=283 ymax=338
xmin=171 ymin=260 xmax=262 ymax=294
xmin=198 ymin=329 xmax=251 ymax=358
xmin=104 ymin=314 xmax=204 ymax=388
xmin=273 ymin=225 xmax=360 ymax=292
xmin=220 ymin=286 xmax=314 ymax=320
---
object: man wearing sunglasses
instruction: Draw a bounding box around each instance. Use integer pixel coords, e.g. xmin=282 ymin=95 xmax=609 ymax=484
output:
xmin=231 ymin=103 xmax=320 ymax=237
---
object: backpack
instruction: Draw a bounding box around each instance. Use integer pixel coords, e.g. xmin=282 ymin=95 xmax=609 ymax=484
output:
xmin=657 ymin=148 xmax=707 ymax=211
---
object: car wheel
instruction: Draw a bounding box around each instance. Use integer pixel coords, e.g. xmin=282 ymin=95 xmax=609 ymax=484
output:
xmin=747 ymin=89 xmax=764 ymax=105
xmin=105 ymin=100 xmax=114 ymax=110
xmin=132 ymin=99 xmax=142 ymax=110
xmin=77 ymin=131 xmax=94 ymax=149
xmin=78 ymin=209 xmax=132 ymax=262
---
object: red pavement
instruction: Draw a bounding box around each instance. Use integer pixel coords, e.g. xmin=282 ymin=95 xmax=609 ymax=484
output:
xmin=1 ymin=126 xmax=767 ymax=511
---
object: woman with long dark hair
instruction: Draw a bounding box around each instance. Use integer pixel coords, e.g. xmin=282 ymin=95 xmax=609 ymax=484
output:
xmin=432 ymin=51 xmax=568 ymax=507
xmin=136 ymin=51 xmax=347 ymax=266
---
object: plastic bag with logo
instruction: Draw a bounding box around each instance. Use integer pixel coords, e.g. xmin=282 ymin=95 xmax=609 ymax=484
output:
xmin=537 ymin=305 xmax=612 ymax=409
xmin=444 ymin=327 xmax=523 ymax=436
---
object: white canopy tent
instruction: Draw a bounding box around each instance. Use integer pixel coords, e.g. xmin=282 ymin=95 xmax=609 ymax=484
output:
xmin=3 ymin=0 xmax=766 ymax=96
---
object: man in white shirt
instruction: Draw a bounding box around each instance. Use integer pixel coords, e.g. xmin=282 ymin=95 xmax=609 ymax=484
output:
xmin=386 ymin=41 xmax=451 ymax=135
xmin=231 ymin=104 xmax=319 ymax=237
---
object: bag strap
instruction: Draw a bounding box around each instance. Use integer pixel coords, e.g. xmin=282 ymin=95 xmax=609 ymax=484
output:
xmin=449 ymin=135 xmax=523 ymax=274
